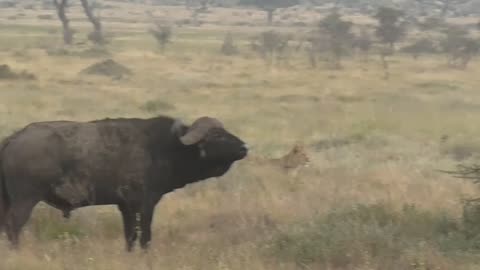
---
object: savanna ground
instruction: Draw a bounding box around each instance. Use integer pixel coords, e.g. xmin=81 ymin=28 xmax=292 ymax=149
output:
xmin=2 ymin=2 xmax=480 ymax=270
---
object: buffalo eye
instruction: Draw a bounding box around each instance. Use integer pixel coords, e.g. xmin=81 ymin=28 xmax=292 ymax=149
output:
xmin=210 ymin=132 xmax=224 ymax=140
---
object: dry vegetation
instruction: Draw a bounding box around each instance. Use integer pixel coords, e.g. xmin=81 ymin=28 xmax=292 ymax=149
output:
xmin=2 ymin=1 xmax=480 ymax=269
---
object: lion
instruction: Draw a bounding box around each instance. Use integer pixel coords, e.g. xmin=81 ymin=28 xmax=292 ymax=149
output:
xmin=268 ymin=144 xmax=310 ymax=170
xmin=248 ymin=144 xmax=310 ymax=175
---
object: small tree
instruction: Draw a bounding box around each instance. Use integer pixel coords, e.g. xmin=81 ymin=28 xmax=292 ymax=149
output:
xmin=415 ymin=0 xmax=426 ymax=16
xmin=374 ymin=7 xmax=406 ymax=50
xmin=353 ymin=28 xmax=372 ymax=62
xmin=150 ymin=23 xmax=172 ymax=53
xmin=318 ymin=10 xmax=354 ymax=69
xmin=199 ymin=0 xmax=209 ymax=11
xmin=221 ymin=32 xmax=238 ymax=56
xmin=441 ymin=26 xmax=480 ymax=69
xmin=53 ymin=0 xmax=73 ymax=45
xmin=296 ymin=31 xmax=328 ymax=69
xmin=437 ymin=0 xmax=470 ymax=18
xmin=239 ymin=0 xmax=298 ymax=25
xmin=52 ymin=0 xmax=105 ymax=45
xmin=374 ymin=6 xmax=406 ymax=79
xmin=80 ymin=0 xmax=104 ymax=45
xmin=417 ymin=16 xmax=446 ymax=32
xmin=379 ymin=46 xmax=393 ymax=80
xmin=186 ymin=0 xmax=210 ymax=12
xmin=250 ymin=30 xmax=291 ymax=68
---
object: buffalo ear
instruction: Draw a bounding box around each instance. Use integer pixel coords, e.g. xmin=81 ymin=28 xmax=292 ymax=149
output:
xmin=171 ymin=119 xmax=188 ymax=139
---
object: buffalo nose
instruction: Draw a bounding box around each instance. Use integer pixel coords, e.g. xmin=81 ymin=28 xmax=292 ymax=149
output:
xmin=239 ymin=144 xmax=248 ymax=156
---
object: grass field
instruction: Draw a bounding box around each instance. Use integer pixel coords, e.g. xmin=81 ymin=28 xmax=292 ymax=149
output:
xmin=2 ymin=2 xmax=480 ymax=269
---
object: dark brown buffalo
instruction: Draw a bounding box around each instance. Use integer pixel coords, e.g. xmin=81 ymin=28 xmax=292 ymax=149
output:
xmin=0 ymin=115 xmax=248 ymax=251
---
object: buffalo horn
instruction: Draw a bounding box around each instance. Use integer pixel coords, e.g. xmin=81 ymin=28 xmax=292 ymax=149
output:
xmin=179 ymin=117 xmax=224 ymax=145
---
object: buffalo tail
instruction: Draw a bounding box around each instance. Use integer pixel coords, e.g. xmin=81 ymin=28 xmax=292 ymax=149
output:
xmin=0 ymin=139 xmax=10 ymax=232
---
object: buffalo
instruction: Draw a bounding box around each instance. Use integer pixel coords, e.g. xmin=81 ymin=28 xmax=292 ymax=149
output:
xmin=0 ymin=115 xmax=248 ymax=251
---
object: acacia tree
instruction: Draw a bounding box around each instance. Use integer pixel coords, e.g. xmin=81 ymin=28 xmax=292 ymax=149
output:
xmin=318 ymin=10 xmax=354 ymax=69
xmin=401 ymin=38 xmax=438 ymax=60
xmin=53 ymin=0 xmax=104 ymax=45
xmin=374 ymin=7 xmax=406 ymax=79
xmin=221 ymin=32 xmax=238 ymax=56
xmin=417 ymin=16 xmax=446 ymax=31
xmin=80 ymin=0 xmax=104 ymax=44
xmin=53 ymin=0 xmax=73 ymax=45
xmin=250 ymin=30 xmax=291 ymax=68
xmin=296 ymin=30 xmax=329 ymax=68
xmin=438 ymin=0 xmax=469 ymax=17
xmin=149 ymin=22 xmax=173 ymax=54
xmin=353 ymin=28 xmax=372 ymax=62
xmin=374 ymin=7 xmax=406 ymax=50
xmin=239 ymin=0 xmax=299 ymax=25
xmin=415 ymin=0 xmax=426 ymax=15
xmin=185 ymin=0 xmax=210 ymax=11
xmin=441 ymin=26 xmax=480 ymax=69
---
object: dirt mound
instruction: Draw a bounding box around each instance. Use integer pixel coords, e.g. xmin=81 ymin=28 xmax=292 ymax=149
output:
xmin=80 ymin=59 xmax=132 ymax=79
xmin=0 ymin=64 xmax=36 ymax=80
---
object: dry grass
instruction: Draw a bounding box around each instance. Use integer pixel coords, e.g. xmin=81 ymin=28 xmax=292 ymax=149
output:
xmin=1 ymin=3 xmax=480 ymax=269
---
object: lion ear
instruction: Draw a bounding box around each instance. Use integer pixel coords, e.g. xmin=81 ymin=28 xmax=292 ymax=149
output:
xmin=290 ymin=144 xmax=299 ymax=153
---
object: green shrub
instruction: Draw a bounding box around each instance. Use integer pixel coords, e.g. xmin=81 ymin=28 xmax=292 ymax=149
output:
xmin=269 ymin=203 xmax=475 ymax=268
xmin=37 ymin=14 xmax=54 ymax=20
xmin=462 ymin=201 xmax=480 ymax=249
xmin=93 ymin=213 xmax=124 ymax=239
xmin=141 ymin=100 xmax=175 ymax=114
xmin=29 ymin=210 xmax=86 ymax=242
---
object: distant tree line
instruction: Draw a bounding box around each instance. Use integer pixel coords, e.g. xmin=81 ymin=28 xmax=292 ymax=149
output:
xmin=5 ymin=0 xmax=478 ymax=75
xmin=227 ymin=6 xmax=480 ymax=77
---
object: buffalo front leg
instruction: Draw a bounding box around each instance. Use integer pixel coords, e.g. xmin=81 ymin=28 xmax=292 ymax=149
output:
xmin=118 ymin=203 xmax=139 ymax=252
xmin=139 ymin=202 xmax=157 ymax=250
xmin=5 ymin=199 xmax=39 ymax=248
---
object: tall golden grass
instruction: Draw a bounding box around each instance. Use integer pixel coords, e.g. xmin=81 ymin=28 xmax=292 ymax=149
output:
xmin=1 ymin=3 xmax=480 ymax=269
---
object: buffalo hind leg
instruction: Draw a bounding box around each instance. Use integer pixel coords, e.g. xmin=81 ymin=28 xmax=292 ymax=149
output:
xmin=0 ymin=202 xmax=7 ymax=233
xmin=118 ymin=203 xmax=139 ymax=252
xmin=5 ymin=199 xmax=38 ymax=248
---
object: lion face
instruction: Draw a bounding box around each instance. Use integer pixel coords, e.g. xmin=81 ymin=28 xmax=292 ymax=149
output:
xmin=276 ymin=144 xmax=310 ymax=169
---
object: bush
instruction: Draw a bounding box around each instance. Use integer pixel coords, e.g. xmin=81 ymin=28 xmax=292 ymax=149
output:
xmin=29 ymin=209 xmax=86 ymax=242
xmin=37 ymin=14 xmax=54 ymax=20
xmin=401 ymin=38 xmax=438 ymax=59
xmin=250 ymin=30 xmax=291 ymax=67
xmin=220 ymin=32 xmax=238 ymax=56
xmin=418 ymin=16 xmax=446 ymax=31
xmin=88 ymin=30 xmax=106 ymax=45
xmin=0 ymin=1 xmax=15 ymax=8
xmin=149 ymin=23 xmax=173 ymax=53
xmin=441 ymin=26 xmax=480 ymax=69
xmin=440 ymin=142 xmax=480 ymax=161
xmin=0 ymin=64 xmax=36 ymax=80
xmin=269 ymin=203 xmax=477 ymax=268
xmin=141 ymin=100 xmax=175 ymax=114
